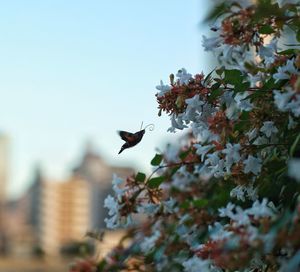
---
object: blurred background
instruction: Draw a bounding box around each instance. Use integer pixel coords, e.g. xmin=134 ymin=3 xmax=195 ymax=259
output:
xmin=0 ymin=0 xmax=212 ymax=271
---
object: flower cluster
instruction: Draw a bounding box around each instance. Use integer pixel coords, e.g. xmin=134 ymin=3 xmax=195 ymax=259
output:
xmin=72 ymin=1 xmax=300 ymax=271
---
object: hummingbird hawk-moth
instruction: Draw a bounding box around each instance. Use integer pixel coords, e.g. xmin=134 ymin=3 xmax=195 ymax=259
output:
xmin=118 ymin=123 xmax=154 ymax=154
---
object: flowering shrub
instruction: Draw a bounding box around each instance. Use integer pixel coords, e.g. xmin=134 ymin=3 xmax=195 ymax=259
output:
xmin=78 ymin=0 xmax=300 ymax=271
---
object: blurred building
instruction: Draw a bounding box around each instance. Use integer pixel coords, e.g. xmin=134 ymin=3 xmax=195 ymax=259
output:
xmin=3 ymin=143 xmax=134 ymax=256
xmin=0 ymin=133 xmax=9 ymax=254
xmin=39 ymin=144 xmax=134 ymax=255
xmin=0 ymin=133 xmax=9 ymax=204
xmin=72 ymin=144 xmax=133 ymax=229
xmin=41 ymin=176 xmax=91 ymax=255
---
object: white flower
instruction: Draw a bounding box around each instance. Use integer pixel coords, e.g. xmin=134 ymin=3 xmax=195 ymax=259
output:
xmin=230 ymin=185 xmax=246 ymax=201
xmin=273 ymin=66 xmax=290 ymax=82
xmin=258 ymin=38 xmax=278 ymax=64
xmin=234 ymin=93 xmax=253 ymax=111
xmin=273 ymin=89 xmax=300 ymax=117
xmin=176 ymin=224 xmax=189 ymax=237
xmin=222 ymin=91 xmax=239 ymax=120
xmin=288 ymin=158 xmax=300 ymax=182
xmin=219 ymin=202 xmax=235 ymax=218
xmin=221 ymin=91 xmax=235 ymax=107
xmin=276 ymin=0 xmax=299 ymax=8
xmin=260 ymin=121 xmax=278 ymax=138
xmin=248 ymin=72 xmax=263 ymax=87
xmin=246 ymin=198 xmax=275 ymax=219
xmin=253 ymin=136 xmax=269 ymax=146
xmin=112 ymin=174 xmax=124 ymax=200
xmin=245 ymin=184 xmax=258 ymax=201
xmin=104 ymin=194 xmax=122 ymax=229
xmin=184 ymin=95 xmax=205 ymax=121
xmin=156 ymin=80 xmax=171 ymax=97
xmin=137 ymin=202 xmax=160 ymax=215
xmin=273 ymin=89 xmax=294 ymax=111
xmin=199 ymin=104 xmax=217 ymax=122
xmin=168 ymin=114 xmax=187 ymax=132
xmin=182 ymin=256 xmax=211 ymax=272
xmin=104 ymin=194 xmax=118 ymax=216
xmin=225 ymin=102 xmax=239 ymax=120
xmin=282 ymin=59 xmax=298 ymax=74
xmin=205 ymin=152 xmax=225 ymax=177
xmin=104 ymin=214 xmax=119 ymax=229
xmin=215 ymin=44 xmax=251 ymax=67
xmin=185 ymin=95 xmax=204 ymax=109
xmin=231 ymin=206 xmax=251 ymax=226
xmin=194 ymin=144 xmax=213 ymax=162
xmin=163 ymin=198 xmax=177 ymax=214
xmin=230 ymin=184 xmax=258 ymax=202
xmin=243 ymin=155 xmax=262 ymax=175
xmin=193 ymin=124 xmax=219 ymax=143
xmin=288 ymin=115 xmax=297 ymax=130
xmin=164 ymin=143 xmax=180 ymax=162
xmin=209 ymin=222 xmax=233 ymax=241
xmin=176 ymin=68 xmax=192 ymax=85
xmin=229 ymin=0 xmax=253 ymax=8
xmin=193 ymin=164 xmax=211 ymax=178
xmin=172 ymin=167 xmax=194 ymax=190
xmin=222 ymin=143 xmax=241 ymax=171
xmin=273 ymin=59 xmax=298 ymax=82
xmin=288 ymin=94 xmax=300 ymax=117
xmin=201 ymin=35 xmax=222 ymax=52
xmin=140 ymin=230 xmax=161 ymax=253
xmin=220 ymin=203 xmax=251 ymax=226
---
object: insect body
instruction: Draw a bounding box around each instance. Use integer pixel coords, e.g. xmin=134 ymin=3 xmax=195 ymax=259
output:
xmin=117 ymin=123 xmax=154 ymax=154
xmin=85 ymin=230 xmax=105 ymax=241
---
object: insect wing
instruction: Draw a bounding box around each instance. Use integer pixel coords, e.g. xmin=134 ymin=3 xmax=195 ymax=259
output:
xmin=118 ymin=131 xmax=135 ymax=142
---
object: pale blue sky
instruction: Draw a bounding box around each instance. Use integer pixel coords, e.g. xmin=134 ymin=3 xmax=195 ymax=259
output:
xmin=0 ymin=0 xmax=213 ymax=198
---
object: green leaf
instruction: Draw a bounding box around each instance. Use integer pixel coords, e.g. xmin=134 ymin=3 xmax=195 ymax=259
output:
xmin=203 ymin=68 xmax=216 ymax=86
xmin=278 ymin=48 xmax=300 ymax=55
xmin=175 ymin=96 xmax=185 ymax=109
xmin=271 ymin=210 xmax=292 ymax=233
xmin=290 ymin=132 xmax=300 ymax=157
xmin=224 ymin=69 xmax=244 ymax=86
xmin=203 ymin=3 xmax=227 ymax=22
xmin=258 ymin=25 xmax=275 ymax=34
xmin=215 ymin=67 xmax=224 ymax=76
xmin=297 ymin=29 xmax=300 ymax=43
xmin=179 ymin=200 xmax=190 ymax=210
xmin=97 ymin=259 xmax=108 ymax=271
xmin=170 ymin=166 xmax=180 ymax=177
xmin=193 ymin=199 xmax=209 ymax=208
xmin=148 ymin=176 xmax=165 ymax=189
xmin=235 ymin=81 xmax=250 ymax=93
xmin=262 ymin=77 xmax=276 ymax=90
xmin=135 ymin=172 xmax=146 ymax=183
xmin=151 ymin=154 xmax=163 ymax=166
xmin=211 ymin=82 xmax=221 ymax=90
xmin=179 ymin=150 xmax=190 ymax=160
xmin=209 ymin=88 xmax=223 ymax=103
xmin=234 ymin=111 xmax=250 ymax=132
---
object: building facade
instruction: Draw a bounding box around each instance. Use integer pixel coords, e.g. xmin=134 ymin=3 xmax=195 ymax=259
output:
xmin=0 ymin=133 xmax=9 ymax=254
xmin=40 ymin=145 xmax=134 ymax=255
xmin=41 ymin=176 xmax=91 ymax=255
xmin=0 ymin=133 xmax=9 ymax=204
